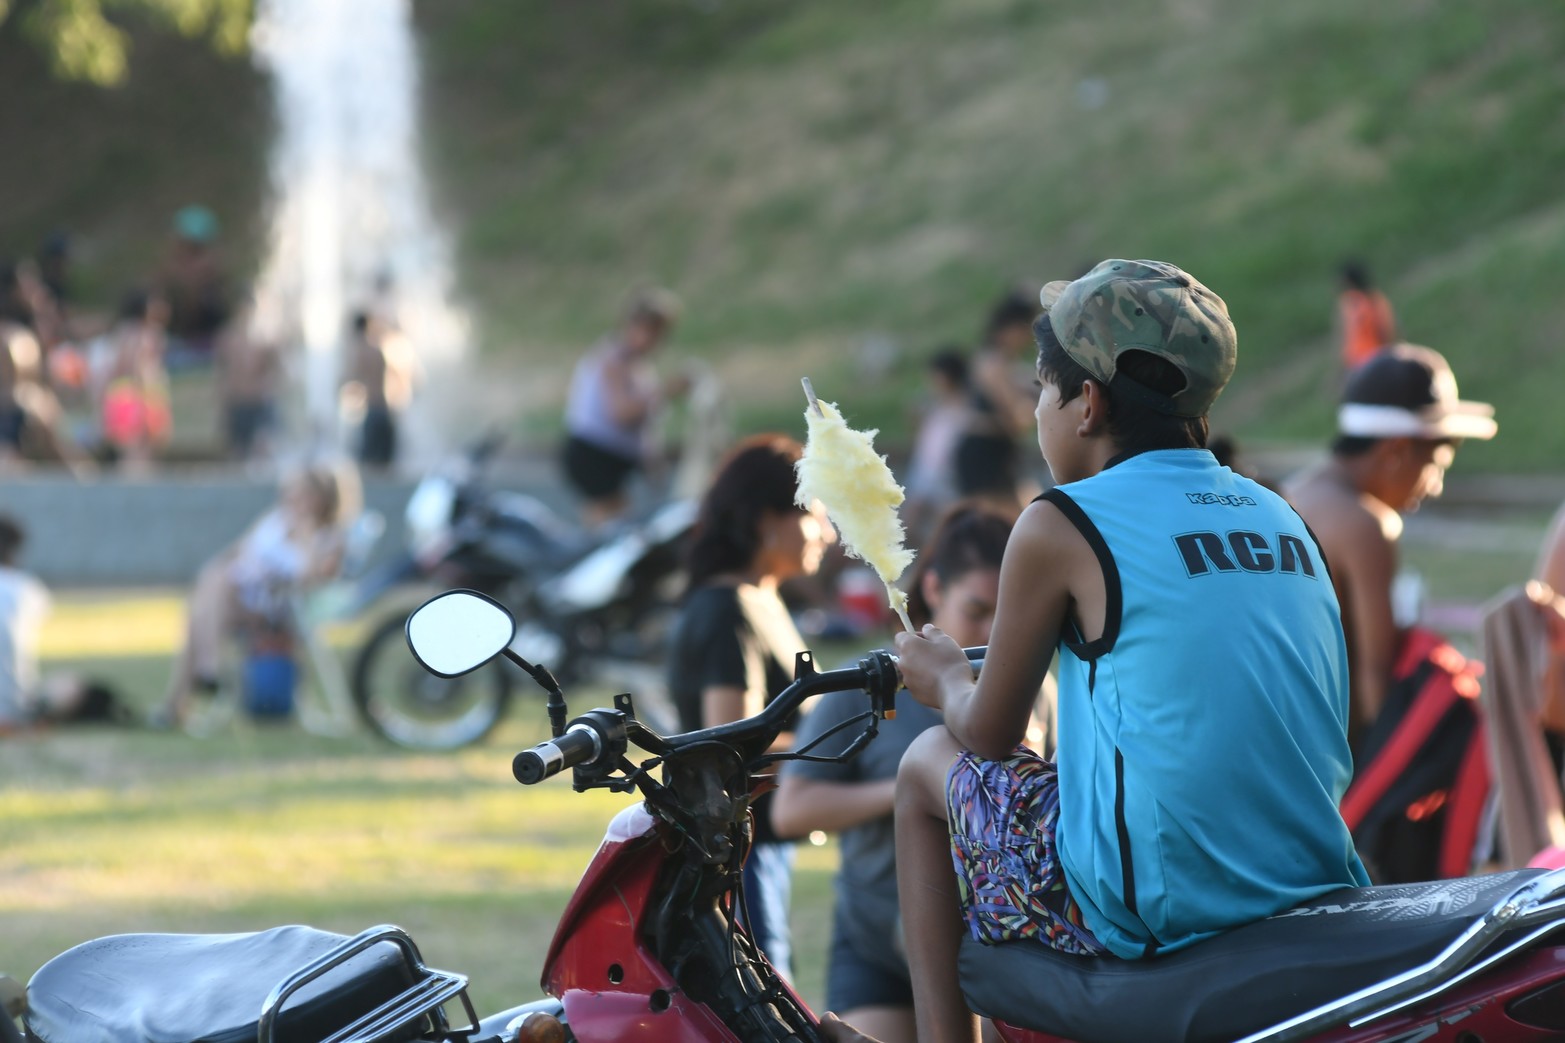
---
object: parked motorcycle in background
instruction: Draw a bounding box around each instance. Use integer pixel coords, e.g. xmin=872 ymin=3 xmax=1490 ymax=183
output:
xmin=347 ymin=434 xmax=696 ymax=750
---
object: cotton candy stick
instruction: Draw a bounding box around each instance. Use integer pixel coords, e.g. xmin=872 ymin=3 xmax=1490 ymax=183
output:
xmin=797 ymin=379 xmax=916 ymax=632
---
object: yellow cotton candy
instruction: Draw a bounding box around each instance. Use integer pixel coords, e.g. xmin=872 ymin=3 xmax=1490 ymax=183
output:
xmin=797 ymin=399 xmax=916 ymax=628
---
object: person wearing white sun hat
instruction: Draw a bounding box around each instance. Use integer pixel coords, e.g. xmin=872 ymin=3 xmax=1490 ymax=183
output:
xmin=1286 ymin=342 xmax=1496 ymax=748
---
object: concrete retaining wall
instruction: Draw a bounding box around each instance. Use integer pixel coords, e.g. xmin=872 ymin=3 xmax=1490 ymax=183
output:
xmin=0 ymin=458 xmax=571 ymax=587
xmin=3 ymin=456 xmax=1560 ymax=586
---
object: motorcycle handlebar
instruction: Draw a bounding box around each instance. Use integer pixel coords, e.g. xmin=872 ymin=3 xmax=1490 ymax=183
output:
xmin=658 ymin=645 xmax=986 ymax=758
xmin=507 ymin=645 xmax=986 ymax=784
xmin=513 ymin=723 xmax=603 ymax=785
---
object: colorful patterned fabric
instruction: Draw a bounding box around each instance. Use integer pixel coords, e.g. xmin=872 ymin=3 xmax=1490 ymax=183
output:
xmin=946 ymin=748 xmax=1105 ymax=956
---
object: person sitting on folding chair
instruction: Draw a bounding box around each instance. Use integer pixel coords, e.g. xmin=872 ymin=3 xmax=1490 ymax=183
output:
xmin=154 ymin=461 xmax=362 ymax=729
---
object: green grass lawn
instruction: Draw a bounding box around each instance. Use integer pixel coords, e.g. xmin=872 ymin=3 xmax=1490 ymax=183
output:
xmin=2 ymin=592 xmax=843 ymax=1015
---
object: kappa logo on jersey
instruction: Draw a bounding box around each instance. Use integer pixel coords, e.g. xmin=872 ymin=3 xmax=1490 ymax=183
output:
xmin=1185 ymin=492 xmax=1257 ymax=507
xmin=1173 ymin=530 xmax=1318 ymax=579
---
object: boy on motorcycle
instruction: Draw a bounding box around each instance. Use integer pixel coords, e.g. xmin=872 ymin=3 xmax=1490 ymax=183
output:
xmin=835 ymin=260 xmax=1370 ymax=1043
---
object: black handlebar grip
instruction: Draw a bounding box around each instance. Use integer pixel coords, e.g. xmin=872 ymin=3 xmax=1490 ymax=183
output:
xmin=512 ymin=725 xmax=602 ymax=785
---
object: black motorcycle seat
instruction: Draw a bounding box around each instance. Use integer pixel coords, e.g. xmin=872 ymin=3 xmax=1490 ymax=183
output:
xmin=25 ymin=925 xmax=415 ymax=1043
xmin=959 ymin=869 xmax=1543 ymax=1043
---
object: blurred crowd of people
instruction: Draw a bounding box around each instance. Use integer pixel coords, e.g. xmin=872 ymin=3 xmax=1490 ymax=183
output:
xmin=2 ymin=206 xmax=245 ymax=472
xmin=0 ymin=207 xmax=416 ymax=475
xmin=899 ymin=288 xmax=1048 ymax=536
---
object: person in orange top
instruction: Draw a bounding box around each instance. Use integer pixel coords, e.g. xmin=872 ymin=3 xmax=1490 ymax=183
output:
xmin=1338 ymin=259 xmax=1397 ymax=372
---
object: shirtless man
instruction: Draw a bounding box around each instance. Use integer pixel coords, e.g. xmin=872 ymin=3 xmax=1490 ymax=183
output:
xmin=345 ymin=310 xmax=419 ymax=470
xmin=1285 ymin=343 xmax=1495 ymax=747
xmin=217 ymin=297 xmax=282 ymax=463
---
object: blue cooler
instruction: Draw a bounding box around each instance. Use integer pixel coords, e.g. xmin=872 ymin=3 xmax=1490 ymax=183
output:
xmin=242 ymin=651 xmax=297 ymax=719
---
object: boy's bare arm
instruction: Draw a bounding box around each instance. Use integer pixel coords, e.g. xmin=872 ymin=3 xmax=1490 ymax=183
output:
xmin=899 ymin=499 xmax=1076 ymax=761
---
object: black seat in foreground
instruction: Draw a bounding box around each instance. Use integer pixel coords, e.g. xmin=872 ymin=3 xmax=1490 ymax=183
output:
xmin=26 ymin=925 xmax=415 ymax=1043
xmin=959 ymin=869 xmax=1542 ymax=1043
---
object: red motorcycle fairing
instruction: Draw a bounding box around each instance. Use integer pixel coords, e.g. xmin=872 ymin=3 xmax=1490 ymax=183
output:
xmin=991 ymin=946 xmax=1565 ymax=1042
xmin=541 ymin=802 xmax=812 ymax=1041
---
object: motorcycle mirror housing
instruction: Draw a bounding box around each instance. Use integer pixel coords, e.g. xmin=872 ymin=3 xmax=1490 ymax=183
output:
xmin=405 ymin=589 xmax=517 ymax=678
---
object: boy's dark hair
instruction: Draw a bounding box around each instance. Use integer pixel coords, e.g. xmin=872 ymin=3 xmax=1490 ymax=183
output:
xmin=904 ymin=502 xmax=1012 ymax=628
xmin=927 ymin=346 xmax=969 ymax=388
xmin=0 ymin=514 xmax=25 ymax=565
xmin=1034 ymin=316 xmax=1207 ymax=452
xmin=685 ymin=434 xmax=805 ymax=589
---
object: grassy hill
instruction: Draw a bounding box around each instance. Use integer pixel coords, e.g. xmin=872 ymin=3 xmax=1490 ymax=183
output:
xmin=4 ymin=1 xmax=1564 ymax=468
xmin=0 ymin=14 xmax=269 ymax=306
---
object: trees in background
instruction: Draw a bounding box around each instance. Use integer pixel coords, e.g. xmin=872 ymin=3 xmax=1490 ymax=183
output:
xmin=1 ymin=0 xmax=250 ymax=85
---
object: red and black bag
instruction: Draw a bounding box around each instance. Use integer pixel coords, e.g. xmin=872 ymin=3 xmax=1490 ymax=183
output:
xmin=1339 ymin=626 xmax=1489 ymax=883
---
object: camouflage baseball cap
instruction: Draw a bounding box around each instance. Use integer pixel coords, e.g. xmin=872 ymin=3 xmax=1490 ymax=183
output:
xmin=1039 ymin=259 xmax=1237 ymax=418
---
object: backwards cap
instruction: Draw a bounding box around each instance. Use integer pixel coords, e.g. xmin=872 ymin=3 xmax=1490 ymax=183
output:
xmin=1039 ymin=259 xmax=1237 ymax=418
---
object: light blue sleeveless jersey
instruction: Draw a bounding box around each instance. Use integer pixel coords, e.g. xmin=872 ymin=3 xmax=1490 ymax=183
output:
xmin=1047 ymin=449 xmax=1369 ymax=959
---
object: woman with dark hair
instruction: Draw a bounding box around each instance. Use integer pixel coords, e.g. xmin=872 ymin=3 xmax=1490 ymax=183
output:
xmin=665 ymin=433 xmax=837 ymax=982
xmin=772 ymin=502 xmax=1043 ymax=1041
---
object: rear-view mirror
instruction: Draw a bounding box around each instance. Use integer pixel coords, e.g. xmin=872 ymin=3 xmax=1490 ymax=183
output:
xmin=405 ymin=589 xmax=516 ymax=678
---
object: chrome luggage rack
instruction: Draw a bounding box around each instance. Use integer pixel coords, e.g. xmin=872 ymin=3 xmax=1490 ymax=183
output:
xmin=258 ymin=925 xmax=478 ymax=1043
xmin=1239 ymin=868 xmax=1565 ymax=1043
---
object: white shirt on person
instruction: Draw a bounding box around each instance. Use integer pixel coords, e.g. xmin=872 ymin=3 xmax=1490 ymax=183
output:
xmin=0 ymin=565 xmax=51 ymax=726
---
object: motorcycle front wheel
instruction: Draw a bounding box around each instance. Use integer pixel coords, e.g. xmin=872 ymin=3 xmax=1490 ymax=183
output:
xmin=351 ymin=612 xmax=513 ymax=750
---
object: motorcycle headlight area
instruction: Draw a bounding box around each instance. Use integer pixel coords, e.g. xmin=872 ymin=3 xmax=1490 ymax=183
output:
xmin=405 ymin=478 xmax=457 ymax=556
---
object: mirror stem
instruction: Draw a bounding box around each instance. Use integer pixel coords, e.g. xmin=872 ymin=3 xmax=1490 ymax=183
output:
xmin=503 ymin=648 xmax=569 ymax=738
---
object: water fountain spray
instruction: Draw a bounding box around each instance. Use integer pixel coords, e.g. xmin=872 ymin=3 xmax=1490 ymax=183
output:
xmin=249 ymin=0 xmax=468 ymax=462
